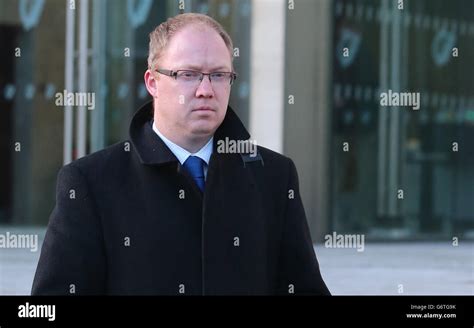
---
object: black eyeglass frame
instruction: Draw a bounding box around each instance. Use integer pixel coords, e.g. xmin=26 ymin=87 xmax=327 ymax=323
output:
xmin=155 ymin=68 xmax=238 ymax=85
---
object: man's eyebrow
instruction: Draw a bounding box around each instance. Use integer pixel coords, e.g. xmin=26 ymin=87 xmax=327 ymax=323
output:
xmin=180 ymin=65 xmax=231 ymax=71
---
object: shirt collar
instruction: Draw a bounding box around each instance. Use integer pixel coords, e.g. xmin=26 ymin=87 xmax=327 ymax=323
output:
xmin=152 ymin=120 xmax=213 ymax=165
xmin=129 ymin=101 xmax=250 ymax=166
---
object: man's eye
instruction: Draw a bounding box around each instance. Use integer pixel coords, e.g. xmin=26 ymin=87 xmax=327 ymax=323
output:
xmin=211 ymin=73 xmax=226 ymax=78
xmin=180 ymin=71 xmax=199 ymax=78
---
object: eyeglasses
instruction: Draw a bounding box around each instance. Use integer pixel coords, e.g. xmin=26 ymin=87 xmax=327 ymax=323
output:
xmin=155 ymin=68 xmax=237 ymax=85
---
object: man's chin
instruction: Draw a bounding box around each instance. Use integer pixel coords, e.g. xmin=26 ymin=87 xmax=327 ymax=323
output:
xmin=189 ymin=123 xmax=219 ymax=137
xmin=191 ymin=128 xmax=216 ymax=137
xmin=190 ymin=116 xmax=224 ymax=132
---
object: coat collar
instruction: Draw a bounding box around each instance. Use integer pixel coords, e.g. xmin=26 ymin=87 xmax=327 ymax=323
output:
xmin=129 ymin=100 xmax=251 ymax=166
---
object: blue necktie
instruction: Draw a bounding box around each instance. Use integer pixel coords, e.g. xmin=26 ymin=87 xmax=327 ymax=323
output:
xmin=183 ymin=156 xmax=205 ymax=192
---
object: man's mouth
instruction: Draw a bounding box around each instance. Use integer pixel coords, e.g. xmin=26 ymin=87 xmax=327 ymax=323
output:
xmin=193 ymin=106 xmax=214 ymax=112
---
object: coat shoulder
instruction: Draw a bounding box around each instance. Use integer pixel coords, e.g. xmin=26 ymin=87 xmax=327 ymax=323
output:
xmin=65 ymin=141 xmax=131 ymax=177
xmin=256 ymin=145 xmax=294 ymax=170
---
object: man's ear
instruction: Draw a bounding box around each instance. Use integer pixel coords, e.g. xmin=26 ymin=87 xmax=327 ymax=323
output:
xmin=144 ymin=70 xmax=158 ymax=98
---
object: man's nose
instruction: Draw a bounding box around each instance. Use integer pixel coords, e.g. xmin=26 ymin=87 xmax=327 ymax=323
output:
xmin=195 ymin=76 xmax=214 ymax=97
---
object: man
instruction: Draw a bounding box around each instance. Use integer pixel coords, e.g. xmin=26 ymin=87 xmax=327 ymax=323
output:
xmin=32 ymin=13 xmax=330 ymax=295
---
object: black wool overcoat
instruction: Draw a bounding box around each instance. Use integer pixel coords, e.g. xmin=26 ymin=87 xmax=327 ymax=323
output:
xmin=32 ymin=101 xmax=330 ymax=295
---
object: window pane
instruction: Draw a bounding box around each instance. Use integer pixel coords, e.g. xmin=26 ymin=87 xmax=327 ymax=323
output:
xmin=0 ymin=0 xmax=65 ymax=225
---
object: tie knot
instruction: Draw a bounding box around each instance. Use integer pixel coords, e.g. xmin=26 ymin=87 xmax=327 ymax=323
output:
xmin=183 ymin=156 xmax=205 ymax=178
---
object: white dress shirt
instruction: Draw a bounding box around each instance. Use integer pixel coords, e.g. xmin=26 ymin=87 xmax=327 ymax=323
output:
xmin=152 ymin=121 xmax=213 ymax=179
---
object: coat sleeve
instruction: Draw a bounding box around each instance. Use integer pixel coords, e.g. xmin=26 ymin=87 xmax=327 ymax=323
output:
xmin=31 ymin=164 xmax=106 ymax=295
xmin=276 ymin=159 xmax=331 ymax=295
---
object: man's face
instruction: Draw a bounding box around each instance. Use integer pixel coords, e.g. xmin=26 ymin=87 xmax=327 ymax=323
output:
xmin=145 ymin=24 xmax=233 ymax=144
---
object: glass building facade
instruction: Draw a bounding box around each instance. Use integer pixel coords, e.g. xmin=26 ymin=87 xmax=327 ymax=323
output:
xmin=329 ymin=0 xmax=474 ymax=239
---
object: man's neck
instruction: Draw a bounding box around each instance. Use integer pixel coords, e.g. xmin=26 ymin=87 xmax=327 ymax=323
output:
xmin=153 ymin=122 xmax=212 ymax=154
xmin=178 ymin=136 xmax=212 ymax=154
